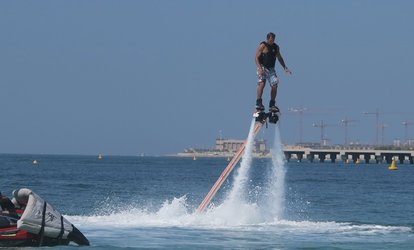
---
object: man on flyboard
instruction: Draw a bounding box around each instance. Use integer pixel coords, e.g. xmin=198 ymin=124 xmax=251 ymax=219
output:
xmin=255 ymin=32 xmax=292 ymax=113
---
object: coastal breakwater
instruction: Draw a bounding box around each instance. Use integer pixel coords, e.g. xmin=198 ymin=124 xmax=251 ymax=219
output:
xmin=177 ymin=145 xmax=414 ymax=164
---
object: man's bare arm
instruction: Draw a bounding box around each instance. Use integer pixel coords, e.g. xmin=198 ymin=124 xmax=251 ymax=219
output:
xmin=277 ymin=50 xmax=292 ymax=74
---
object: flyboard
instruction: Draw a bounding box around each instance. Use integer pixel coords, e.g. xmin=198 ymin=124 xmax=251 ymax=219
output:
xmin=196 ymin=108 xmax=279 ymax=213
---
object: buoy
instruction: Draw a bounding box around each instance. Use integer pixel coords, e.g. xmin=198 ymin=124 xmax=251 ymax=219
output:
xmin=388 ymin=158 xmax=398 ymax=170
xmin=32 ymin=160 xmax=38 ymax=165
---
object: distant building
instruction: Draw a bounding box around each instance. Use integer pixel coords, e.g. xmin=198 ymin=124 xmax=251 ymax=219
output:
xmin=394 ymin=139 xmax=414 ymax=148
xmin=215 ymin=138 xmax=267 ymax=153
xmin=394 ymin=139 xmax=401 ymax=147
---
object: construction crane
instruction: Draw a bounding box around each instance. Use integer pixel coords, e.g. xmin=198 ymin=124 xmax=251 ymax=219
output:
xmin=363 ymin=108 xmax=382 ymax=145
xmin=340 ymin=117 xmax=358 ymax=145
xmin=402 ymin=121 xmax=414 ymax=144
xmin=312 ymin=120 xmax=337 ymax=146
xmin=379 ymin=123 xmax=387 ymax=145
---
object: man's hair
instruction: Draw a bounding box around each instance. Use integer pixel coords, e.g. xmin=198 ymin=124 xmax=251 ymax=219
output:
xmin=266 ymin=32 xmax=275 ymax=39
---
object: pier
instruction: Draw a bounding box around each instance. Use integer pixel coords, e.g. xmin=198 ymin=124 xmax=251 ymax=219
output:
xmin=178 ymin=144 xmax=414 ymax=164
xmin=284 ymin=145 xmax=414 ymax=164
xmin=178 ymin=138 xmax=414 ymax=164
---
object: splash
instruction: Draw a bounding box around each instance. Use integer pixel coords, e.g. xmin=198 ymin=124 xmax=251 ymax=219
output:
xmin=194 ymin=120 xmax=288 ymax=224
xmin=207 ymin=119 xmax=265 ymax=224
xmin=214 ymin=122 xmax=287 ymax=223
xmin=224 ymin=119 xmax=256 ymax=204
xmin=261 ymin=124 xmax=286 ymax=221
xmin=66 ymin=198 xmax=412 ymax=236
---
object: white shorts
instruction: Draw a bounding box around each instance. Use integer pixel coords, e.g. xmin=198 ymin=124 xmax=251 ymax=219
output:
xmin=257 ymin=67 xmax=279 ymax=87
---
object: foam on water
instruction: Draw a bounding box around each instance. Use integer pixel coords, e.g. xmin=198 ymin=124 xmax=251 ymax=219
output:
xmin=68 ymin=204 xmax=411 ymax=236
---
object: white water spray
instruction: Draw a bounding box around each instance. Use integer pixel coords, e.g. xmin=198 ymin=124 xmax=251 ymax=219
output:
xmin=203 ymin=120 xmax=287 ymax=224
xmin=262 ymin=124 xmax=286 ymax=221
xmin=225 ymin=119 xmax=256 ymax=203
xmin=211 ymin=119 xmax=263 ymax=224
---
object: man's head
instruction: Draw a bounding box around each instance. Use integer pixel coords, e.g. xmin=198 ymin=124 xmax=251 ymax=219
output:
xmin=266 ymin=32 xmax=275 ymax=44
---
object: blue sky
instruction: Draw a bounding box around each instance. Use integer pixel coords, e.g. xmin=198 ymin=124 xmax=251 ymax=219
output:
xmin=1 ymin=1 xmax=413 ymax=155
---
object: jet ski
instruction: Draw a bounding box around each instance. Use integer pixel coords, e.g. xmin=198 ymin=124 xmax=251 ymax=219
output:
xmin=0 ymin=188 xmax=89 ymax=247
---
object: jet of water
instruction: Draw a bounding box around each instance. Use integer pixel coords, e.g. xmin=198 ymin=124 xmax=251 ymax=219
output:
xmin=225 ymin=119 xmax=257 ymax=204
xmin=262 ymin=124 xmax=286 ymax=221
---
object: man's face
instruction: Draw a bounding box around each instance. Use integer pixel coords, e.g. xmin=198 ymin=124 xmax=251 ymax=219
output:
xmin=267 ymin=36 xmax=275 ymax=44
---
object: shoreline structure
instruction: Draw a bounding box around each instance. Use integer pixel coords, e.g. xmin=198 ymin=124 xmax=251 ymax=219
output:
xmin=176 ymin=138 xmax=414 ymax=164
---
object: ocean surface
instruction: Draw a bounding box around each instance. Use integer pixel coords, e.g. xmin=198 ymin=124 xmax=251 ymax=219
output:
xmin=1 ymin=127 xmax=414 ymax=249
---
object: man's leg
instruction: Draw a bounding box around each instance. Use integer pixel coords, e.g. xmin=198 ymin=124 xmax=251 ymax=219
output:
xmin=257 ymin=80 xmax=265 ymax=100
xmin=268 ymin=69 xmax=280 ymax=111
xmin=269 ymin=84 xmax=279 ymax=112
xmin=256 ymin=80 xmax=266 ymax=110
xmin=270 ymin=84 xmax=277 ymax=101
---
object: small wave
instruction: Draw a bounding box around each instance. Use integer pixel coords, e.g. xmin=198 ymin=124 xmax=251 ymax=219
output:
xmin=255 ymin=220 xmax=412 ymax=236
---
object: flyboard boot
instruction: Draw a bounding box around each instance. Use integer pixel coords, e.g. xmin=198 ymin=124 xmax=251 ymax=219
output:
xmin=268 ymin=100 xmax=279 ymax=124
xmin=254 ymin=99 xmax=267 ymax=123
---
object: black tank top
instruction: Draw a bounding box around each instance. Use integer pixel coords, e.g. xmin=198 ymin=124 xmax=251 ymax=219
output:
xmin=259 ymin=42 xmax=279 ymax=69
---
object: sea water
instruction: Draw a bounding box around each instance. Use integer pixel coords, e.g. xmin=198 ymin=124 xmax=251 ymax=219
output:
xmin=1 ymin=145 xmax=414 ymax=249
